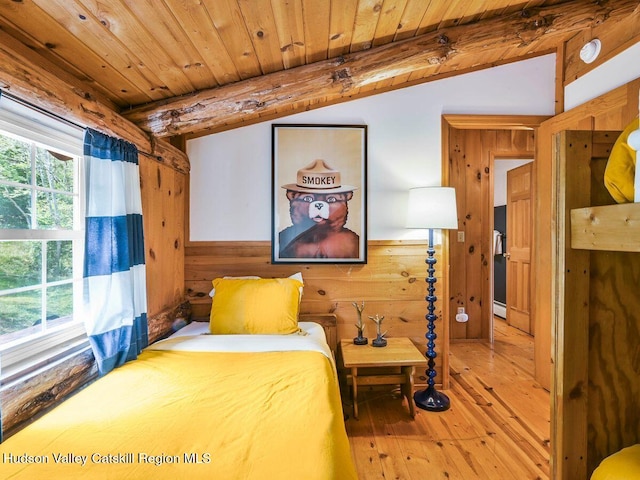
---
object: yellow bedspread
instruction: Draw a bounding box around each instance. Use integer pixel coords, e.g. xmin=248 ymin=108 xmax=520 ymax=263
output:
xmin=1 ymin=347 xmax=357 ymax=479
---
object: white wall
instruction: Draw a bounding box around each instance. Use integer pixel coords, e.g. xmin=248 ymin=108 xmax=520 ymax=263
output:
xmin=493 ymin=159 xmax=534 ymax=207
xmin=564 ymin=42 xmax=640 ymax=110
xmin=188 ymin=54 xmax=556 ymax=242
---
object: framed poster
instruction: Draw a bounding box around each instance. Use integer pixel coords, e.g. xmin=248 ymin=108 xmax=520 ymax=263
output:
xmin=272 ymin=124 xmax=367 ymax=264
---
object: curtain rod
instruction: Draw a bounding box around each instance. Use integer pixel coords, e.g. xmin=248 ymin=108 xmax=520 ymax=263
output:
xmin=0 ymin=89 xmax=163 ymax=162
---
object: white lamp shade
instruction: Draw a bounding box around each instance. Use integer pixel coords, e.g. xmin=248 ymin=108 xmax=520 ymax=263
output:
xmin=406 ymin=187 xmax=458 ymax=229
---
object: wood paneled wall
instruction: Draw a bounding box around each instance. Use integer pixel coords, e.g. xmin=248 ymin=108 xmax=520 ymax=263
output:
xmin=446 ymin=126 xmax=536 ymax=340
xmin=185 ymin=240 xmax=448 ymax=387
xmin=140 ymin=159 xmax=187 ymax=320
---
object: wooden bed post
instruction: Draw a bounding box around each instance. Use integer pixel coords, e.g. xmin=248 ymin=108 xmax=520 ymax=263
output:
xmin=298 ymin=313 xmax=337 ymax=354
xmin=552 ymin=130 xmax=592 ymax=480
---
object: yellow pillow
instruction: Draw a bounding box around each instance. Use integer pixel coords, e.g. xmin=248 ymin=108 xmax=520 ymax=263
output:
xmin=209 ymin=277 xmax=303 ymax=334
xmin=604 ymin=118 xmax=639 ymax=203
xmin=591 ymin=444 xmax=640 ymax=480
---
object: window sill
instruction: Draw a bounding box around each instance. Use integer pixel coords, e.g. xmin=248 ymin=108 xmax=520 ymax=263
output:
xmin=1 ymin=329 xmax=90 ymax=386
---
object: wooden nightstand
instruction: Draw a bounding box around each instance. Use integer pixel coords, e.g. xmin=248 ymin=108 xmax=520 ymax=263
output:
xmin=339 ymin=337 xmax=428 ymax=419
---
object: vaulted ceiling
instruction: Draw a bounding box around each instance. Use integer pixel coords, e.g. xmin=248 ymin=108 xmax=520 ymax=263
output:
xmin=0 ymin=0 xmax=636 ymax=139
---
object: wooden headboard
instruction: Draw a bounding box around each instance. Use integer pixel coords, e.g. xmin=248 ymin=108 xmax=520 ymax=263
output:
xmin=298 ymin=313 xmax=337 ymax=353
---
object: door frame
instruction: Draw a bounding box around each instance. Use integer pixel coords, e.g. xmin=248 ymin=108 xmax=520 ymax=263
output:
xmin=441 ymin=113 xmax=549 ymax=362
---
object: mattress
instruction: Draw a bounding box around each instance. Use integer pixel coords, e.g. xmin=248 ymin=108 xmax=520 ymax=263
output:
xmin=0 ymin=321 xmax=357 ymax=479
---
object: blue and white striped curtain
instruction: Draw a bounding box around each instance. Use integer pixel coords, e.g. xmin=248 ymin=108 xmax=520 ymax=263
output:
xmin=83 ymin=128 xmax=148 ymax=376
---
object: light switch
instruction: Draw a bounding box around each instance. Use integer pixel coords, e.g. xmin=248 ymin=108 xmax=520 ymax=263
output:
xmin=457 ymin=231 xmax=465 ymax=242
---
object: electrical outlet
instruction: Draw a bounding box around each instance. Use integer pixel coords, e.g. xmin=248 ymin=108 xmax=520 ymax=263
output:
xmin=455 ymin=307 xmax=469 ymax=323
xmin=457 ymin=231 xmax=465 ymax=242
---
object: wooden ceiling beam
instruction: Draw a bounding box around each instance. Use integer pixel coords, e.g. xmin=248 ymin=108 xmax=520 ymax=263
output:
xmin=0 ymin=28 xmax=190 ymax=173
xmin=122 ymin=0 xmax=638 ymax=138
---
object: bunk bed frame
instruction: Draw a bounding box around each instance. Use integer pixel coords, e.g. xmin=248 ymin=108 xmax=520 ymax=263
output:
xmin=554 ymin=130 xmax=640 ymax=478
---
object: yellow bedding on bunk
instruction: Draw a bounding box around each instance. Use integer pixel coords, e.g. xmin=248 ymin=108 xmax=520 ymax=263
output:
xmin=591 ymin=444 xmax=640 ymax=480
xmin=1 ymin=348 xmax=357 ymax=479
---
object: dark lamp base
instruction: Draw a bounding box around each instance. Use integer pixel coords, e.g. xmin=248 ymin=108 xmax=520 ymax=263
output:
xmin=413 ymin=386 xmax=451 ymax=412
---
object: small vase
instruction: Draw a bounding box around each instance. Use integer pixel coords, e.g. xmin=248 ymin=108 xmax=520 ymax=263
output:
xmin=372 ymin=334 xmax=387 ymax=347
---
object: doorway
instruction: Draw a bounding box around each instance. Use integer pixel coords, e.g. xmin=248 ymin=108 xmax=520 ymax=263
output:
xmin=493 ymin=159 xmax=533 ymax=338
xmin=442 ymin=114 xmax=550 ymax=477
xmin=442 ymin=114 xmax=550 ymax=388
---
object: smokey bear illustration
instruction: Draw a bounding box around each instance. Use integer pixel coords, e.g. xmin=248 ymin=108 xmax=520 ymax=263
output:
xmin=279 ymin=159 xmax=359 ymax=259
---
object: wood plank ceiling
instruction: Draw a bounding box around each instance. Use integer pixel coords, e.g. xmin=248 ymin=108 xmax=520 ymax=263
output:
xmin=0 ymin=0 xmax=635 ymax=139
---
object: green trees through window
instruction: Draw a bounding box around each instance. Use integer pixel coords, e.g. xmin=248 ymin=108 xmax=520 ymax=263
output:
xmin=0 ymin=132 xmax=78 ymax=343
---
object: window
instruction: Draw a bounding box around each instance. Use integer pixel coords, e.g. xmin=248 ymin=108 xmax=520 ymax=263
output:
xmin=0 ymin=94 xmax=85 ymax=381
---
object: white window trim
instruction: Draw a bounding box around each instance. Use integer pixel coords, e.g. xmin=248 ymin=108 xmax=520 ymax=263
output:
xmin=0 ymin=93 xmax=88 ymax=383
xmin=0 ymin=94 xmax=83 ymax=157
xmin=0 ymin=324 xmax=88 ymax=384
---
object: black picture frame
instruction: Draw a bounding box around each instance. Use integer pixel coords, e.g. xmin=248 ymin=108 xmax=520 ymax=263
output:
xmin=272 ymin=124 xmax=367 ymax=264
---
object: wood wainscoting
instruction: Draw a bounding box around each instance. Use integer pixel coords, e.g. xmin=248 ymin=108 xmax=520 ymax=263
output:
xmin=185 ymin=240 xmax=450 ymax=388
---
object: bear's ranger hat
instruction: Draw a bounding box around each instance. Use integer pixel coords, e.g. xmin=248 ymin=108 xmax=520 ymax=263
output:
xmin=281 ymin=159 xmax=357 ymax=194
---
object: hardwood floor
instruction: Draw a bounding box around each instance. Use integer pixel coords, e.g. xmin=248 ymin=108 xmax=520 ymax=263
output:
xmin=343 ymin=319 xmax=550 ymax=480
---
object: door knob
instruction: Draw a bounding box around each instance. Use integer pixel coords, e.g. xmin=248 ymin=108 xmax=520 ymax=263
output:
xmin=504 ymin=252 xmax=511 ymax=260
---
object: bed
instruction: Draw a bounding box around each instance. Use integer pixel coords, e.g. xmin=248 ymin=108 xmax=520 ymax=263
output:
xmin=0 ymin=276 xmax=357 ymax=479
